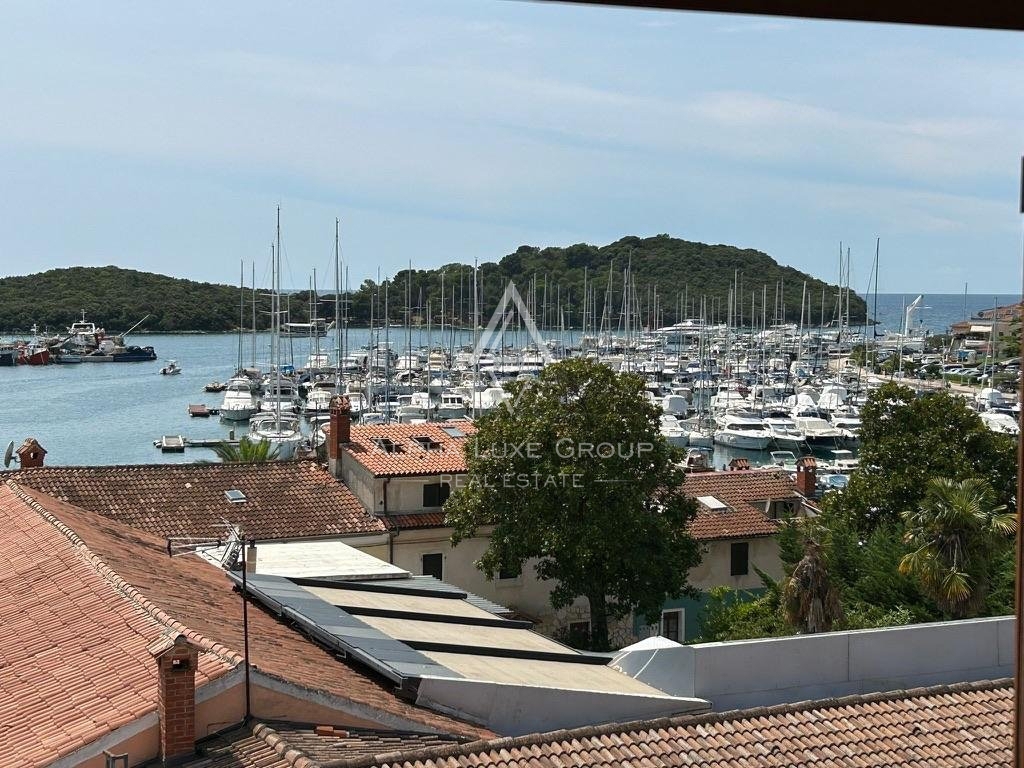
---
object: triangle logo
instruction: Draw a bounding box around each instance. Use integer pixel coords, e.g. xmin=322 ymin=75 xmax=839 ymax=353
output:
xmin=473 ymin=282 xmax=553 ymax=414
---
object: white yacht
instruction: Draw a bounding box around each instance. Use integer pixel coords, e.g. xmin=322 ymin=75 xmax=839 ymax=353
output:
xmin=260 ymin=378 xmax=299 ymax=414
xmin=792 ymin=416 xmax=845 ymax=448
xmin=763 ymin=417 xmax=807 ymax=450
xmin=713 ymin=414 xmax=771 ymax=451
xmin=302 ymin=386 xmax=334 ymax=417
xmin=219 ymin=377 xmax=259 ymax=422
xmin=659 ymin=414 xmax=689 ymax=448
xmin=437 ymin=391 xmax=468 ymax=420
xmin=829 ymin=412 xmax=862 ymax=447
xmin=980 ymin=411 xmax=1020 ymax=437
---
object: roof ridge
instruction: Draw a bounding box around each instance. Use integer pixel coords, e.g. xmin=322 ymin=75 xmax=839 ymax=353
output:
xmin=316 ymin=677 xmax=1014 ymax=768
xmin=252 ymin=722 xmax=320 ymax=768
xmin=6 ymin=479 xmax=244 ymax=669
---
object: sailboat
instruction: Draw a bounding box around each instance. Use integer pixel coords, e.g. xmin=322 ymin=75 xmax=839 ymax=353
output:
xmin=249 ymin=208 xmax=304 ymax=460
xmin=220 ymin=261 xmax=260 ymax=422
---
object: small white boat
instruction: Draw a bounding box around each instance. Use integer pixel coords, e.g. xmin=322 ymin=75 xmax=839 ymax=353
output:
xmin=160 ymin=360 xmax=182 ymax=376
xmin=660 ymin=414 xmax=689 ymax=448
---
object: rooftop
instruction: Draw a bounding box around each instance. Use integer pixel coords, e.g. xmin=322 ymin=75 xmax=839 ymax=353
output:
xmin=340 ymin=422 xmax=477 ymax=478
xmin=682 ymin=469 xmax=800 ymax=540
xmin=188 ymin=679 xmax=1013 ymax=768
xmin=0 ymin=483 xmax=235 ymax=766
xmin=7 ymin=481 xmax=492 ymax=742
xmin=3 ymin=460 xmax=384 ymax=540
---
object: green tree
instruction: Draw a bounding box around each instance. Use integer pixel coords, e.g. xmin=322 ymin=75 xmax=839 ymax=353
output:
xmin=210 ymin=436 xmax=280 ymax=463
xmin=444 ymin=357 xmax=700 ymax=651
xmin=899 ymin=477 xmax=1016 ymax=619
xmin=782 ymin=540 xmax=844 ymax=633
xmin=831 ymin=381 xmax=1016 ymax=532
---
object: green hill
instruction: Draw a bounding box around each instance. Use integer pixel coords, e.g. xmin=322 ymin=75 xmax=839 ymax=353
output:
xmin=0 ymin=237 xmax=865 ymax=334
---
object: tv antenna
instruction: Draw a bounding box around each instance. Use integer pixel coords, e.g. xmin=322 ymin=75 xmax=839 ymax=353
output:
xmin=3 ymin=441 xmax=17 ymax=469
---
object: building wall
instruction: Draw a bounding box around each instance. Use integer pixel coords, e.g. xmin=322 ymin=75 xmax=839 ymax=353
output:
xmin=689 ymin=537 xmax=782 ymax=591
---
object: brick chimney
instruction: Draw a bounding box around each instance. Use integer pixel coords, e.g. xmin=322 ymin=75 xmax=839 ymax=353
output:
xmin=328 ymin=395 xmax=352 ymax=477
xmin=16 ymin=438 xmax=46 ymax=468
xmin=728 ymin=458 xmax=751 ymax=471
xmin=795 ymin=456 xmax=817 ymax=497
xmin=147 ymin=632 xmax=199 ymax=765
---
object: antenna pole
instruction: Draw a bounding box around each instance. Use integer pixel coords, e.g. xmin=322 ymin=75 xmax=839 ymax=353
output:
xmin=1014 ymin=155 xmax=1024 ymax=768
xmin=241 ymin=539 xmax=252 ymax=722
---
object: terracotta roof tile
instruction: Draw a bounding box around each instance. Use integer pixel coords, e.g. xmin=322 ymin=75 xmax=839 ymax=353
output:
xmin=4 ymin=461 xmax=384 ymax=540
xmin=340 ymin=423 xmax=477 ymax=478
xmin=682 ymin=470 xmax=794 ymax=541
xmin=343 ymin=680 xmax=1012 ymax=768
xmin=13 ymin=483 xmax=491 ymax=741
xmin=384 ymin=512 xmax=449 ymax=530
xmin=0 ymin=483 xmax=235 ymax=768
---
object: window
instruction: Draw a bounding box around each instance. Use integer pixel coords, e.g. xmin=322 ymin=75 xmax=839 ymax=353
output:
xmin=498 ymin=562 xmax=521 ymax=580
xmin=661 ymin=609 xmax=683 ymax=643
xmin=372 ymin=437 xmax=403 ymax=453
xmin=421 ymin=552 xmax=443 ymax=580
xmin=412 ymin=435 xmax=441 ymax=451
xmin=423 ymin=482 xmax=451 ymax=508
xmin=441 ymin=426 xmax=466 ymax=438
xmin=566 ymin=620 xmax=591 ymax=647
xmin=730 ymin=542 xmax=749 ymax=576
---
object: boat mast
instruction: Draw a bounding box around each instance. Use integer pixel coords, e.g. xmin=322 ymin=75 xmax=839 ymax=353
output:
xmin=334 ymin=218 xmax=342 ymax=394
xmin=237 ymin=260 xmax=244 ymax=373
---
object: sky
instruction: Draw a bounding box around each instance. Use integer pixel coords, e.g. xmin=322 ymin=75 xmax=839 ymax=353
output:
xmin=1 ymin=1 xmax=1022 ymax=295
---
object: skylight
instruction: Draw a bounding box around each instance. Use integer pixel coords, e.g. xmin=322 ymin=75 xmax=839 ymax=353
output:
xmin=696 ymin=495 xmax=728 ymax=511
xmin=412 ymin=435 xmax=442 ymax=451
xmin=224 ymin=489 xmax=247 ymax=503
xmin=373 ymin=437 xmax=404 ymax=454
xmin=441 ymin=426 xmax=466 ymax=438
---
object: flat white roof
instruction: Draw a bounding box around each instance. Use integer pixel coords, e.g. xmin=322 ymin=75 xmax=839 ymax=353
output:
xmin=202 ymin=539 xmax=409 ymax=580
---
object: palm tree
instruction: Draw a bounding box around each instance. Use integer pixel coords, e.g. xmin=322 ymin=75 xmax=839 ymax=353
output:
xmin=210 ymin=436 xmax=280 ymax=463
xmin=783 ymin=540 xmax=844 ymax=633
xmin=899 ymin=476 xmax=1016 ymax=619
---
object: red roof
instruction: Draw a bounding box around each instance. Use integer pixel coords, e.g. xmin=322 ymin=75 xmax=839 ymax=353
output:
xmin=384 ymin=512 xmax=449 ymax=530
xmin=4 ymin=461 xmax=384 ymax=540
xmin=188 ymin=679 xmax=1013 ymax=768
xmin=341 ymin=422 xmax=477 ymax=478
xmin=682 ymin=469 xmax=795 ymax=540
xmin=0 ymin=483 xmax=235 ymax=767
xmin=7 ymin=481 xmax=493 ymax=743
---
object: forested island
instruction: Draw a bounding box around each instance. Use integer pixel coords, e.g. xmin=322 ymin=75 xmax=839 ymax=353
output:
xmin=0 ymin=235 xmax=866 ymax=334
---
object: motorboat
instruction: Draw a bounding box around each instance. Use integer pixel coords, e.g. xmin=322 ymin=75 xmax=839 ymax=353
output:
xmin=763 ymin=417 xmax=807 ymax=450
xmin=829 ymin=412 xmax=862 ymax=447
xmin=792 ymin=416 xmax=845 ymax=448
xmin=980 ymin=410 xmax=1020 ymax=436
xmin=219 ymin=377 xmax=260 ymax=422
xmin=713 ymin=413 xmax=771 ymax=451
xmin=437 ymin=391 xmax=468 ymax=420
xmin=302 ymin=385 xmax=335 ymax=417
xmin=659 ymin=414 xmax=689 ymax=448
xmin=160 ymin=360 xmax=182 ymax=376
xmin=260 ymin=378 xmax=299 ymax=414
xmin=769 ymin=450 xmax=798 ymax=472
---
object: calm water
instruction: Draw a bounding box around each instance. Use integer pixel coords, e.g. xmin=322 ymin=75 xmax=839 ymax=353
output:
xmin=0 ymin=293 xmax=1017 ymax=468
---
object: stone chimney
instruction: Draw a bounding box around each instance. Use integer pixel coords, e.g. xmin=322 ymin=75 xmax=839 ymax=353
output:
xmin=795 ymin=456 xmax=817 ymax=497
xmin=147 ymin=632 xmax=199 ymax=765
xmin=328 ymin=395 xmax=352 ymax=477
xmin=16 ymin=438 xmax=46 ymax=468
xmin=728 ymin=458 xmax=751 ymax=471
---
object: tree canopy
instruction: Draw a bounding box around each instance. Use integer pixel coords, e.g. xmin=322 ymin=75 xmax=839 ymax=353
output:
xmin=829 ymin=381 xmax=1016 ymax=532
xmin=444 ymin=357 xmax=700 ymax=651
xmin=0 ymin=235 xmax=864 ymax=333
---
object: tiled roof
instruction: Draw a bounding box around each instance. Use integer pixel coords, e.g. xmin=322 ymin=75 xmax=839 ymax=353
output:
xmin=4 ymin=460 xmax=384 ymax=540
xmin=362 ymin=679 xmax=1013 ymax=768
xmin=340 ymin=422 xmax=477 ymax=477
xmin=187 ymin=679 xmax=1013 ymax=768
xmin=384 ymin=512 xmax=448 ymax=530
xmin=0 ymin=483 xmax=235 ymax=768
xmin=184 ymin=722 xmax=465 ymax=768
xmin=16 ymin=484 xmax=491 ymax=740
xmin=682 ymin=469 xmax=794 ymax=540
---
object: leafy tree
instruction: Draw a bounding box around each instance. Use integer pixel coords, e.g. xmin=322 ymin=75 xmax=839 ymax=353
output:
xmin=696 ymin=568 xmax=790 ymax=642
xmin=782 ymin=540 xmax=844 ymax=633
xmin=444 ymin=357 xmax=700 ymax=651
xmin=899 ymin=477 xmax=1016 ymax=619
xmin=210 ymin=436 xmax=280 ymax=463
xmin=830 ymin=382 xmax=1016 ymax=532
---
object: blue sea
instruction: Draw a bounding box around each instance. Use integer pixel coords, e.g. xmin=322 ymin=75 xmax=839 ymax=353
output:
xmin=0 ymin=293 xmax=1017 ymax=468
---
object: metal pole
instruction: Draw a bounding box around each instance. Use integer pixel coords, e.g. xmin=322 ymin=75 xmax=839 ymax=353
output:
xmin=1015 ymin=154 xmax=1024 ymax=768
xmin=241 ymin=539 xmax=252 ymax=722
